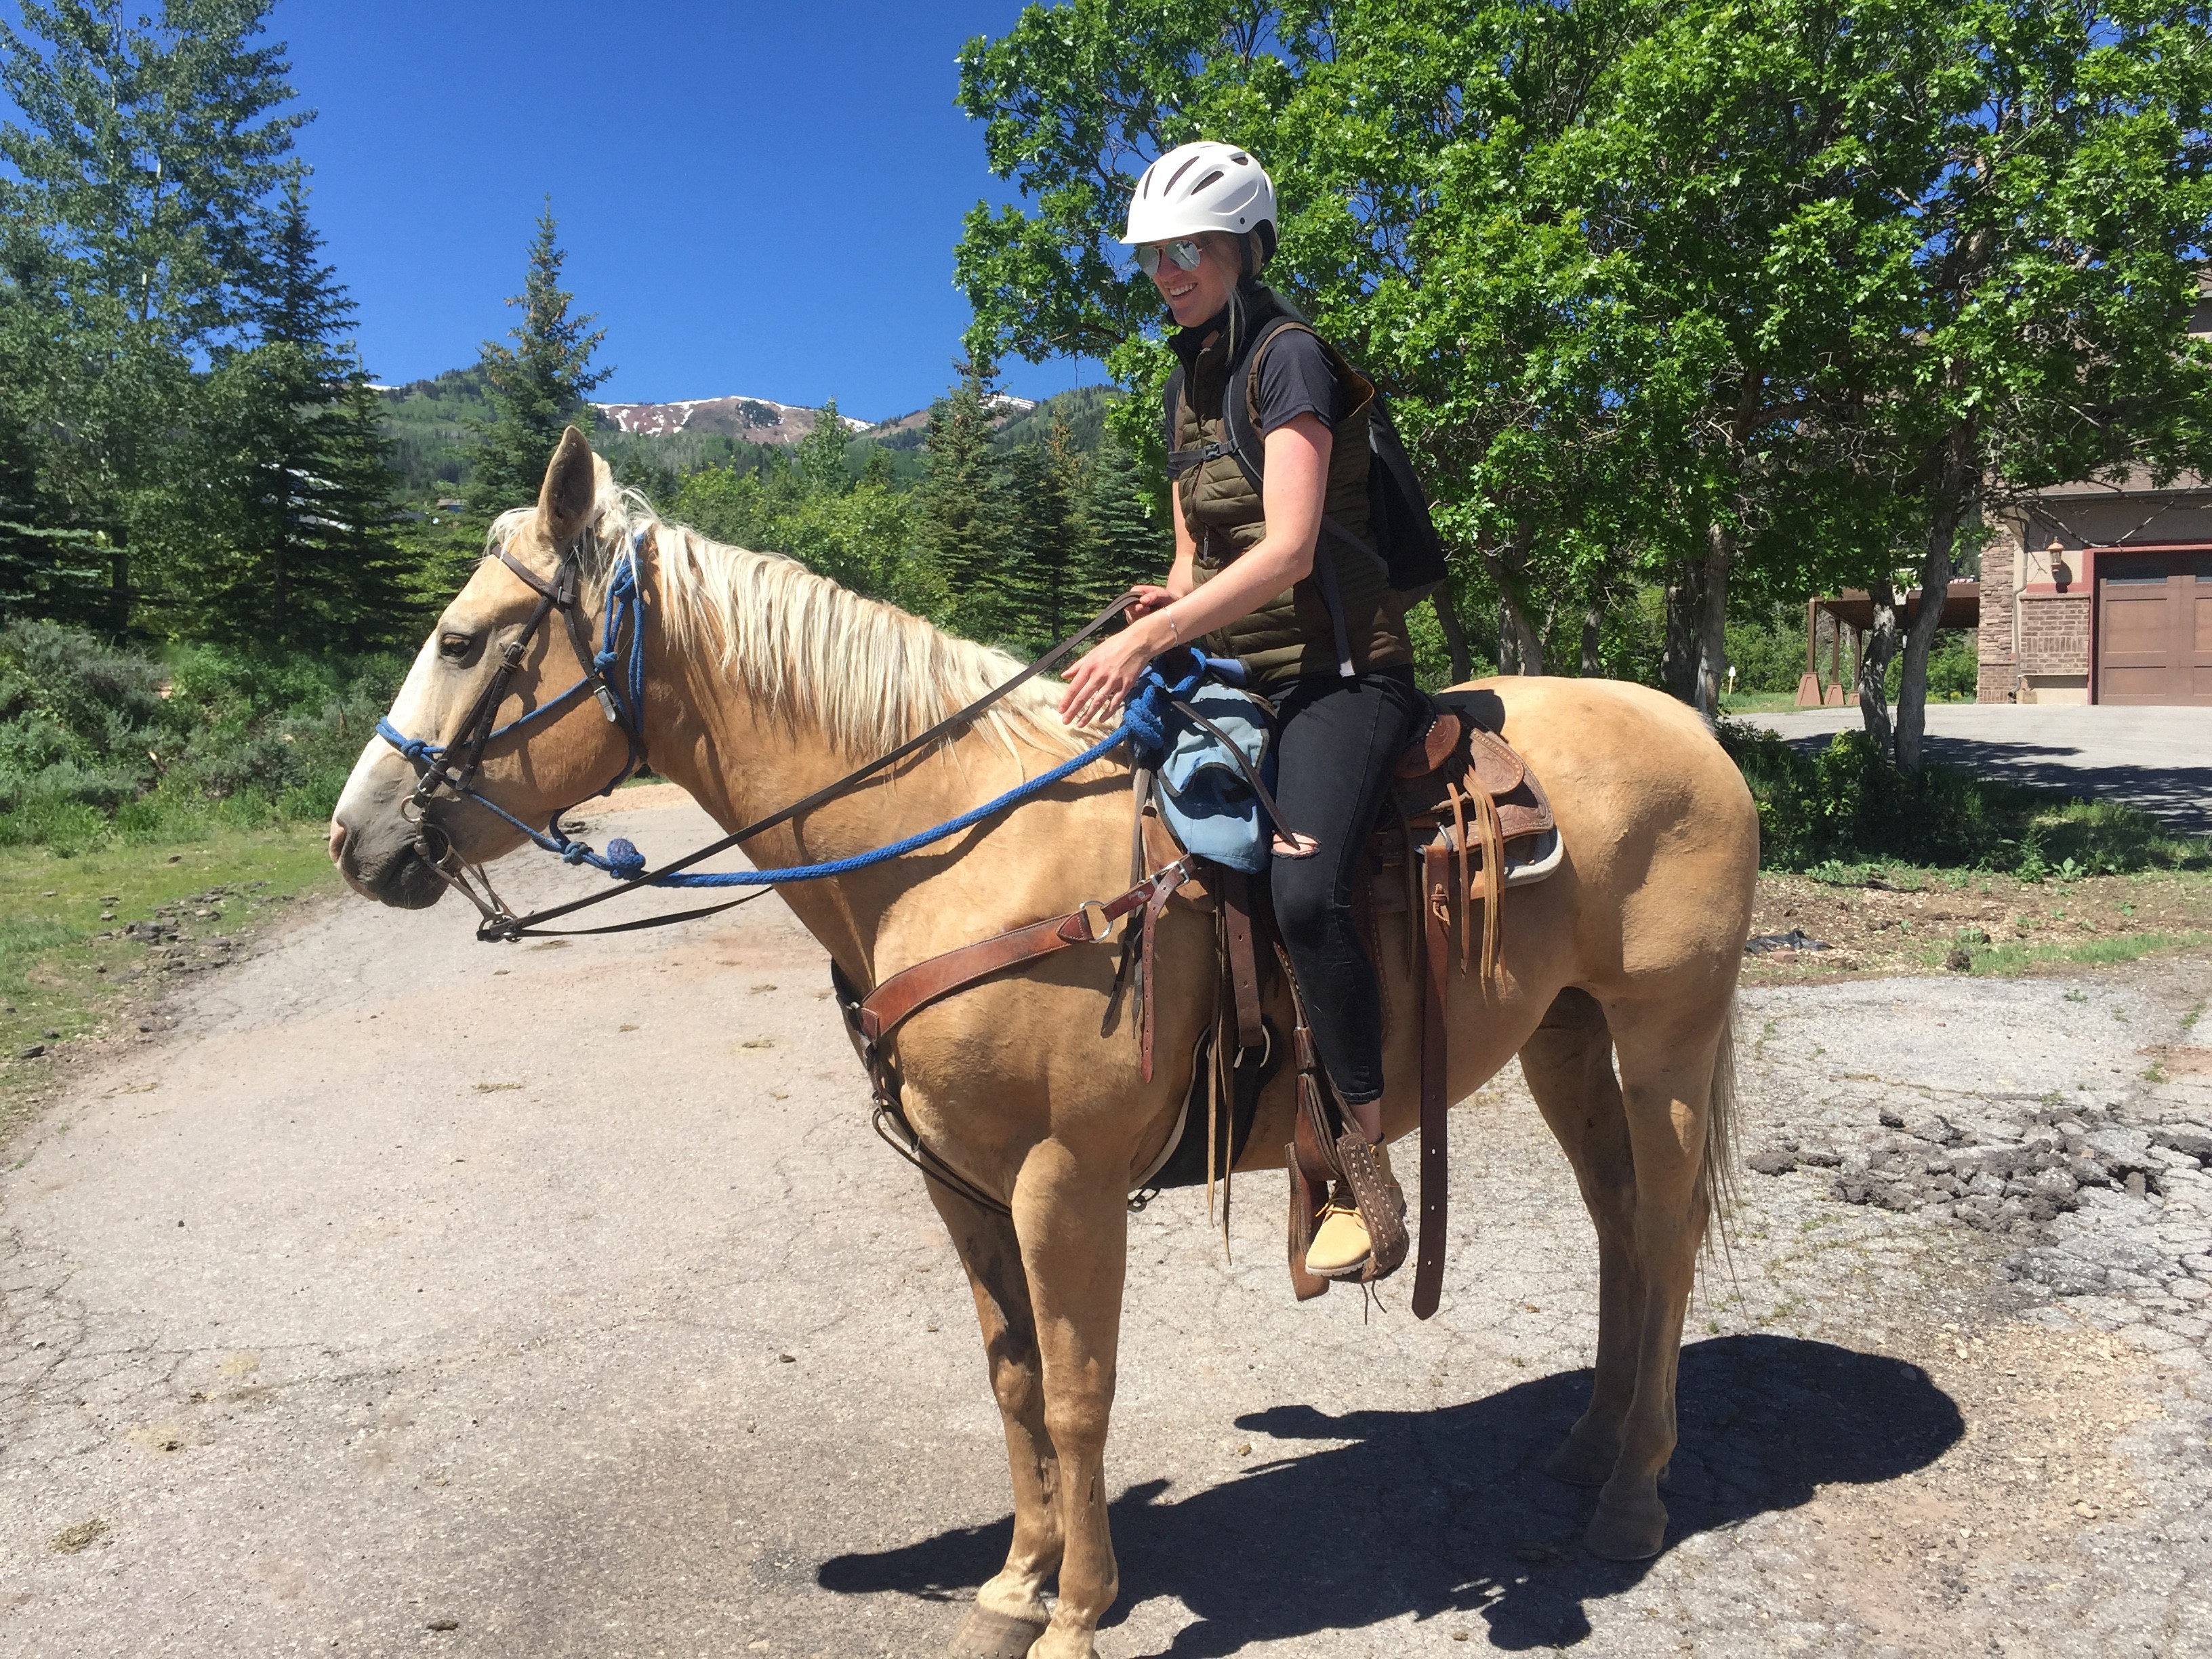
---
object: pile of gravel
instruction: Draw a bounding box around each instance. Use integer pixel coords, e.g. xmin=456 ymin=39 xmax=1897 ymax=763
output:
xmin=1745 ymin=1100 xmax=2211 ymax=1231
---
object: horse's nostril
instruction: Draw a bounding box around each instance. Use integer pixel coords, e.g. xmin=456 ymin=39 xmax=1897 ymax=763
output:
xmin=328 ymin=820 xmax=349 ymax=864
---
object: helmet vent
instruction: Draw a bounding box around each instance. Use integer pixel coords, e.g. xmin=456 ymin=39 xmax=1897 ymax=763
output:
xmin=1189 ymin=169 xmax=1225 ymax=197
xmin=1163 ymin=152 xmax=1207 ymax=194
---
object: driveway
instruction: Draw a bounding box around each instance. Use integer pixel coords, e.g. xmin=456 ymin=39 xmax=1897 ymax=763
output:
xmin=3 ymin=787 xmax=2211 ymax=1656
xmin=1748 ymin=705 xmax=2212 ymax=834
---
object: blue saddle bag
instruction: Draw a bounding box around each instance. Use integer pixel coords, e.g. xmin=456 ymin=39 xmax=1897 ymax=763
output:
xmin=1153 ymin=661 xmax=1275 ymax=876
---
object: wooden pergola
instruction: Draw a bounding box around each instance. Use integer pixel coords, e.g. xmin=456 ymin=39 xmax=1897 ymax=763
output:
xmin=1795 ymin=580 xmax=1981 ymax=706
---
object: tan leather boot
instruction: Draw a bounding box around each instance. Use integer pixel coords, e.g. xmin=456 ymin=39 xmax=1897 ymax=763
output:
xmin=1304 ymin=1187 xmax=1372 ymax=1277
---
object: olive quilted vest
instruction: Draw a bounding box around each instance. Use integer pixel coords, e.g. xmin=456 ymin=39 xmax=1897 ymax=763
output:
xmin=1172 ymin=322 xmax=1412 ymax=689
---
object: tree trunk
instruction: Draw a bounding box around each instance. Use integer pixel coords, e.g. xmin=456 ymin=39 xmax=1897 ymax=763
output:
xmin=1580 ymin=601 xmax=1602 ymax=677
xmin=1431 ymin=577 xmax=1473 ymax=684
xmin=1893 ymin=419 xmax=1978 ymax=779
xmin=1856 ymin=577 xmax=1900 ymax=755
xmin=1694 ymin=519 xmax=1734 ymax=718
xmin=1477 ymin=535 xmax=1543 ymax=675
xmin=108 ymin=543 xmax=129 ymax=637
xmin=1661 ymin=554 xmax=1706 ymax=703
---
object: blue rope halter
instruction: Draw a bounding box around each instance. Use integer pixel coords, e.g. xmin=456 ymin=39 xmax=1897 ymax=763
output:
xmin=379 ymin=532 xmax=1195 ymax=906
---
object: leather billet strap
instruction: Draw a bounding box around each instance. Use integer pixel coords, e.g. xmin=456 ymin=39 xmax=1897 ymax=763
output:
xmin=855 ymin=859 xmax=1193 ymax=1052
xmin=1217 ymin=869 xmax=1265 ymax=1055
xmin=1412 ymin=839 xmax=1452 ymax=1320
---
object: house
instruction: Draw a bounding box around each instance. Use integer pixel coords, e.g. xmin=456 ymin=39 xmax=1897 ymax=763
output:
xmin=1975 ymin=276 xmax=2212 ymax=706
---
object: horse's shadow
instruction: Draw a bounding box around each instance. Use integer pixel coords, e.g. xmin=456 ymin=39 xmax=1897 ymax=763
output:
xmin=818 ymin=1334 xmax=1962 ymax=1653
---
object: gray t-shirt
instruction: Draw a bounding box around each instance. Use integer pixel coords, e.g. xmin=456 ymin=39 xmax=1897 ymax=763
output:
xmin=1250 ymin=326 xmax=1343 ymax=432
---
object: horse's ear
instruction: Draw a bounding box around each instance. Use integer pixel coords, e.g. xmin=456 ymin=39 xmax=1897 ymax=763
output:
xmin=537 ymin=426 xmax=597 ymax=549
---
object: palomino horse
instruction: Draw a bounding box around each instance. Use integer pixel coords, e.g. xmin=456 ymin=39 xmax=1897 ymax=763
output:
xmin=331 ymin=430 xmax=1757 ymax=1659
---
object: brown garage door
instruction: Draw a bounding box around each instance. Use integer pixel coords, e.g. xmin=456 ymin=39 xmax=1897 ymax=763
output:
xmin=2097 ymin=550 xmax=2212 ymax=705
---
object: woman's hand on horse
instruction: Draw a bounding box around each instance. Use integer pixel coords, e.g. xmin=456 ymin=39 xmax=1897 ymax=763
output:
xmin=1058 ymin=621 xmax=1163 ymax=729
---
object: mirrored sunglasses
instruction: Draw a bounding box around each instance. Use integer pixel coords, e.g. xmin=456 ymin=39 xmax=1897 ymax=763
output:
xmin=1135 ymin=239 xmax=1204 ymax=278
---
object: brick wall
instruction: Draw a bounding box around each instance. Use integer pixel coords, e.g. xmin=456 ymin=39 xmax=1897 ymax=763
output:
xmin=2017 ymin=592 xmax=2091 ymax=677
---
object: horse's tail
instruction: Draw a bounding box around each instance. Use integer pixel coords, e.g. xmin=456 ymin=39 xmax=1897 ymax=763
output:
xmin=1697 ymin=997 xmax=1740 ymax=1263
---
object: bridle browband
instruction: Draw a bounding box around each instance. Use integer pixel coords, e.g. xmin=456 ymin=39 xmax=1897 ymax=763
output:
xmin=377 ymin=531 xmax=651 ymax=930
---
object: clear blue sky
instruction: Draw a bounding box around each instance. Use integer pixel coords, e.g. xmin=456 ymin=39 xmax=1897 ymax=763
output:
xmin=269 ymin=1 xmax=1091 ymax=420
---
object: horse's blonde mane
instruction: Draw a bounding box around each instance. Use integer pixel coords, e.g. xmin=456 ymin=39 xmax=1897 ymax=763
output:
xmin=490 ymin=469 xmax=1096 ymax=764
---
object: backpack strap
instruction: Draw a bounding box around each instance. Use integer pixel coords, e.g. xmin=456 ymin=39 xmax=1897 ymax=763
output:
xmin=1222 ymin=318 xmax=1378 ymax=679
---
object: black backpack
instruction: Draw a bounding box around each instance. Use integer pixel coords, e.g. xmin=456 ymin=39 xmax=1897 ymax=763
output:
xmin=1164 ymin=310 xmax=1447 ymax=675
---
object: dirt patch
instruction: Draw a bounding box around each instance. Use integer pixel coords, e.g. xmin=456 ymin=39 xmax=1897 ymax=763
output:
xmin=1741 ymin=869 xmax=2212 ymax=982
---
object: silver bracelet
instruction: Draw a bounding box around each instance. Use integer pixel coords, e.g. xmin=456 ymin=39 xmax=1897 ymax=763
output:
xmin=1166 ymin=614 xmax=1181 ymax=643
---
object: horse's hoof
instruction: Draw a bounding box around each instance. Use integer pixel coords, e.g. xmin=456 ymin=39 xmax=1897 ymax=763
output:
xmin=1542 ymin=1433 xmax=1616 ymax=1488
xmin=942 ymin=1604 xmax=1048 ymax=1659
xmin=1583 ymin=1491 xmax=1668 ymax=1560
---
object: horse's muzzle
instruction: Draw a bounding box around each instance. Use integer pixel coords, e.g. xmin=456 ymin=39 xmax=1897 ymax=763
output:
xmin=329 ymin=816 xmax=449 ymax=910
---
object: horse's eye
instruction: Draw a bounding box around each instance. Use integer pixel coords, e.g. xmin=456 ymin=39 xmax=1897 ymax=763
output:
xmin=439 ymin=632 xmax=474 ymax=661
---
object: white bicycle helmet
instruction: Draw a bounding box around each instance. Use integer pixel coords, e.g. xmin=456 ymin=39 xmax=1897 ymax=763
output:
xmin=1122 ymin=141 xmax=1277 ymax=249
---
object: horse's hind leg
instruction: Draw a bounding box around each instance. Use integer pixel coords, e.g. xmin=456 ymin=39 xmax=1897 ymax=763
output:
xmin=1578 ymin=991 xmax=1729 ymax=1560
xmin=926 ymin=1181 xmax=1059 ymax=1658
xmin=1517 ymin=988 xmax=1641 ymax=1488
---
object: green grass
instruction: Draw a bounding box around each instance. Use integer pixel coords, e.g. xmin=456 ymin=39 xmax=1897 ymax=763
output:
xmin=1718 ymin=690 xmax=1810 ymax=714
xmin=0 ymin=823 xmax=340 ymax=1126
xmin=1928 ymin=929 xmax=2209 ymax=977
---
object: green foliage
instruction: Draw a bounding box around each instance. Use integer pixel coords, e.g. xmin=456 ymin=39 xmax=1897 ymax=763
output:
xmin=1086 ymin=431 xmax=1173 ymax=602
xmin=1725 ymin=605 xmax=1811 ymax=697
xmin=466 ymin=202 xmax=611 ymax=525
xmin=379 ymin=367 xmax=493 ymax=493
xmin=994 ymin=385 xmax=1113 ymax=455
xmin=671 ymin=451 xmax=941 ymax=616
xmin=152 ymin=178 xmax=408 ymax=647
xmin=0 ymin=618 xmax=405 ymax=853
xmin=1719 ymin=721 xmax=2211 ymax=876
xmin=953 ymin=0 xmax=2212 ymax=758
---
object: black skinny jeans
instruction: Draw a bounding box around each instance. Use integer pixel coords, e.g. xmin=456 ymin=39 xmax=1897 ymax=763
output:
xmin=1268 ymin=666 xmax=1426 ymax=1106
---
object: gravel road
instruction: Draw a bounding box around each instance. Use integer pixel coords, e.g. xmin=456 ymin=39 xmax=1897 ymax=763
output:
xmin=3 ymin=789 xmax=2210 ymax=1658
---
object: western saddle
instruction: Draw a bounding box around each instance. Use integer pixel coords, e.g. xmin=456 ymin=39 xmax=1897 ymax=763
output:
xmin=836 ymin=687 xmax=1557 ymax=1318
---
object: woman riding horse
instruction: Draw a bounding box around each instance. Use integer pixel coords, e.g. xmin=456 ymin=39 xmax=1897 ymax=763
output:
xmin=1058 ymin=140 xmax=1420 ymax=1282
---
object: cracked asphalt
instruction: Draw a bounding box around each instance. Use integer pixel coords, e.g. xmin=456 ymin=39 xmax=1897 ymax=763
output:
xmin=3 ymin=789 xmax=2211 ymax=1658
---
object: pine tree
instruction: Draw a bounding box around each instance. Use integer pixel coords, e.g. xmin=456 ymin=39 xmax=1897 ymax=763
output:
xmin=1001 ymin=411 xmax=1091 ymax=650
xmin=0 ymin=0 xmax=305 ymax=630
xmin=918 ymin=359 xmax=1010 ymax=641
xmin=160 ymin=176 xmax=404 ymax=646
xmin=467 ymin=201 xmax=611 ymax=522
xmin=1084 ymin=431 xmax=1172 ymax=609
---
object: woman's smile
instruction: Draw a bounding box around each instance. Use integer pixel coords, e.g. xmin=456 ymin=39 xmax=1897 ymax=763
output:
xmin=1149 ymin=234 xmax=1234 ymax=326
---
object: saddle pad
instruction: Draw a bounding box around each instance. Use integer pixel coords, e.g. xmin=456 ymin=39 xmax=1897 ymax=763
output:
xmin=1136 ymin=1019 xmax=1281 ymax=1195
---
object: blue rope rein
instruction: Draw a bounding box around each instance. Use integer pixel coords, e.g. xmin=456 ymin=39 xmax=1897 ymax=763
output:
xmin=553 ymin=655 xmax=1199 ymax=888
xmin=380 ymin=539 xmax=1198 ymax=893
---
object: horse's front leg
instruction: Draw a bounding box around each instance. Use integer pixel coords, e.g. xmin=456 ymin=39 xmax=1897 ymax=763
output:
xmin=1012 ymin=1138 xmax=1130 ymax=1659
xmin=926 ymin=1179 xmax=1061 ymax=1659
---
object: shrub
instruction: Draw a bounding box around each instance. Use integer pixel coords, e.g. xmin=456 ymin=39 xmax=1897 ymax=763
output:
xmin=1719 ymin=720 xmax=2209 ymax=875
xmin=0 ymin=619 xmax=407 ymax=852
